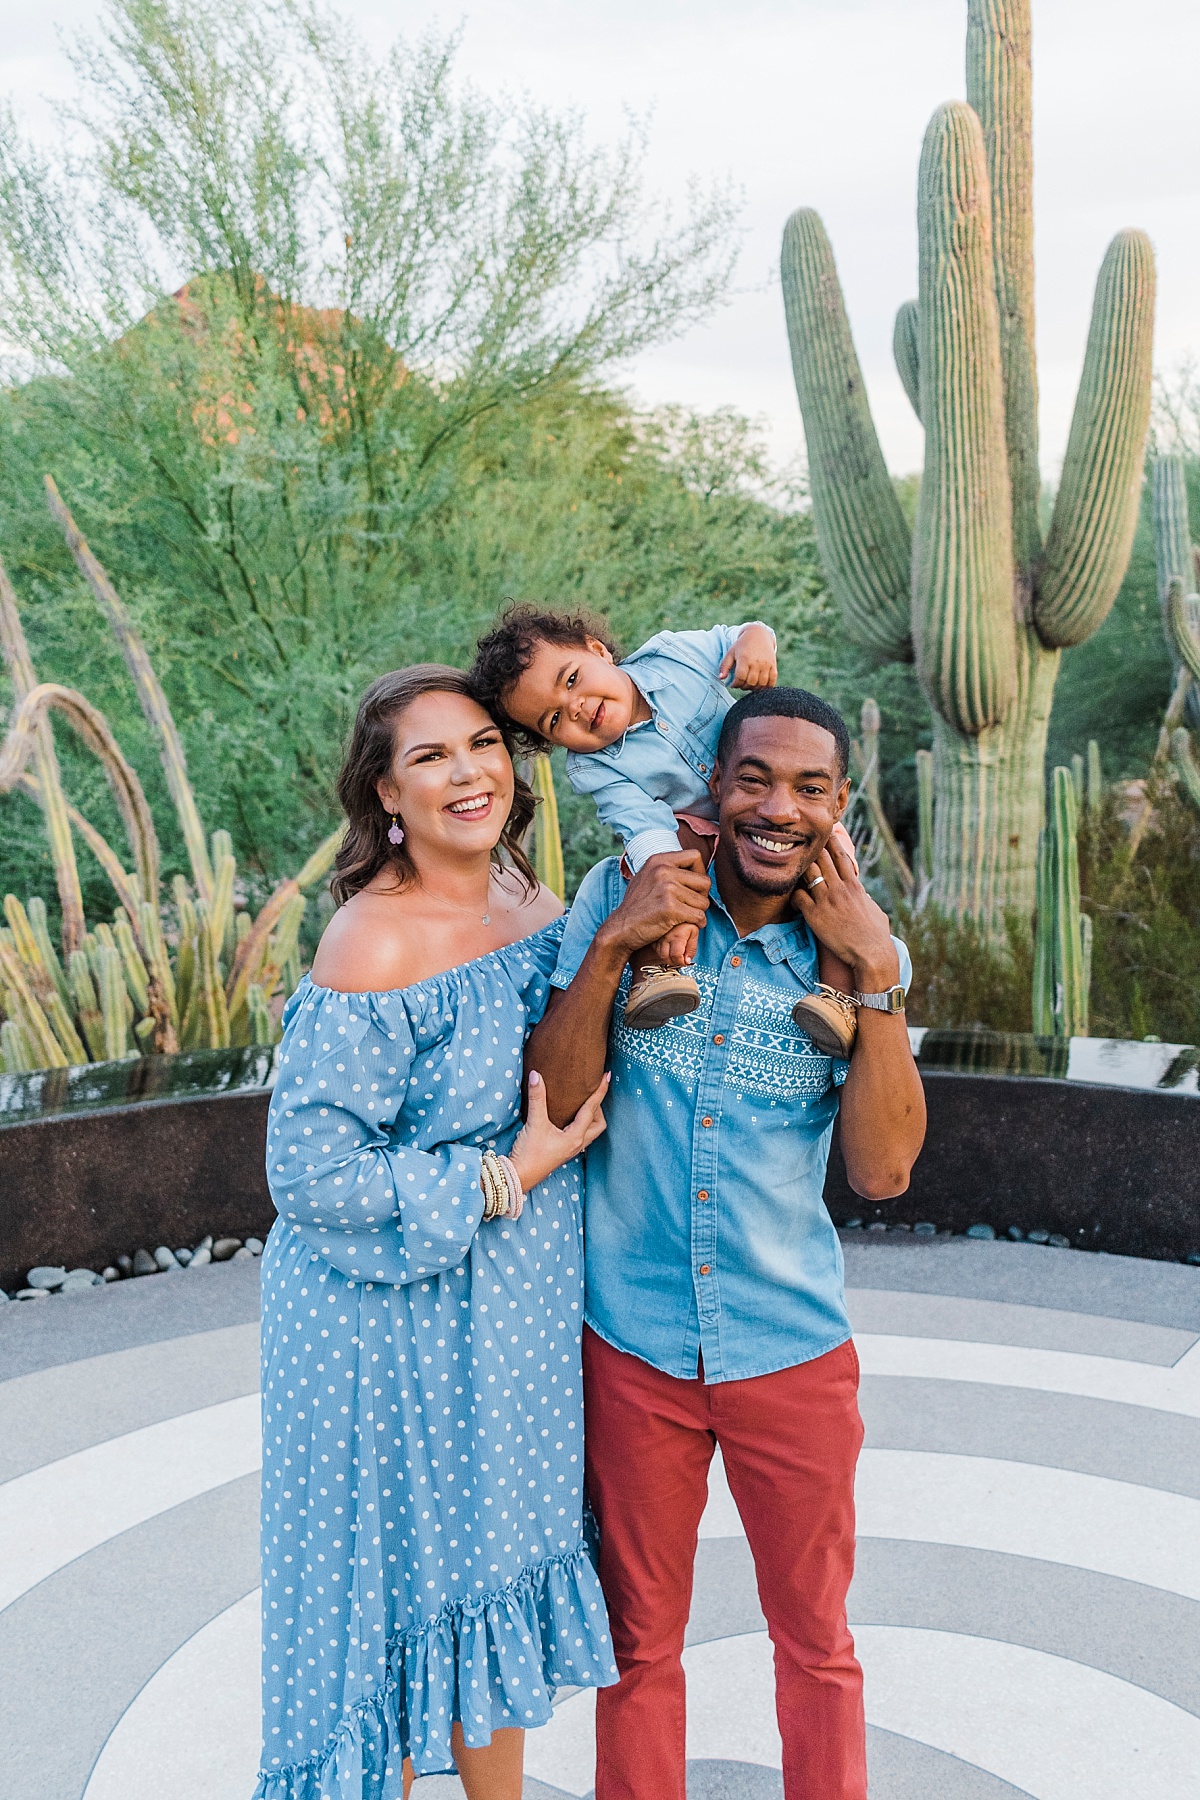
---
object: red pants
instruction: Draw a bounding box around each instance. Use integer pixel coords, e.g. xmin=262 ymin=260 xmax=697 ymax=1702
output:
xmin=583 ymin=1328 xmax=866 ymax=1800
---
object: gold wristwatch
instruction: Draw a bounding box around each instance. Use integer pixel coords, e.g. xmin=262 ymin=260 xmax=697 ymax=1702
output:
xmin=853 ymin=985 xmax=906 ymax=1013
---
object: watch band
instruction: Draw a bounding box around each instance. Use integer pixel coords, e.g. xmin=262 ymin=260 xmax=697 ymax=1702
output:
xmin=853 ymin=985 xmax=906 ymax=1013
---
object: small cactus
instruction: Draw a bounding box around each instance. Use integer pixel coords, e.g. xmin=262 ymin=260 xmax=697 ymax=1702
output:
xmin=1033 ymin=766 xmax=1091 ymax=1038
xmin=530 ymin=756 xmax=565 ymax=901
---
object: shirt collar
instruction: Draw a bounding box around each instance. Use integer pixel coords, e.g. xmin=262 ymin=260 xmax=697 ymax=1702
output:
xmin=706 ymin=875 xmax=816 ymax=964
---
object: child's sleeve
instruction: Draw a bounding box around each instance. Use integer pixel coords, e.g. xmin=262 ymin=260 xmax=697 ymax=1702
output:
xmin=639 ymin=620 xmax=776 ymax=680
xmin=566 ymin=753 xmax=683 ymax=869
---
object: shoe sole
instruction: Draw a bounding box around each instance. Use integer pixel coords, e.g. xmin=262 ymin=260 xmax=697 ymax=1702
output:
xmin=624 ymin=989 xmax=701 ymax=1030
xmin=791 ymin=1002 xmax=856 ymax=1058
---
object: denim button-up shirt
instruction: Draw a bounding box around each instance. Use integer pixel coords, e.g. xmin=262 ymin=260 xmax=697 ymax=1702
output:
xmin=565 ymin=623 xmax=768 ymax=871
xmin=552 ymin=857 xmax=911 ymax=1383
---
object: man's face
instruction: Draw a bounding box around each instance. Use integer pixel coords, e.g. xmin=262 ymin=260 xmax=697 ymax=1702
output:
xmin=502 ymin=636 xmax=639 ymax=752
xmin=711 ymin=715 xmax=851 ymax=897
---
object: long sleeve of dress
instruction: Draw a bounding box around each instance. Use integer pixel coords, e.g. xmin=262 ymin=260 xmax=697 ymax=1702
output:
xmin=266 ymin=985 xmax=488 ymax=1286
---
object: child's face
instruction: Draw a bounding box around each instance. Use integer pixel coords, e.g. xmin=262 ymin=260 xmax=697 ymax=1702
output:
xmin=503 ymin=636 xmax=642 ymax=751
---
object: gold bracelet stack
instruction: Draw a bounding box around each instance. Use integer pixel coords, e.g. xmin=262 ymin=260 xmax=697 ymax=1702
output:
xmin=480 ymin=1150 xmax=524 ymax=1222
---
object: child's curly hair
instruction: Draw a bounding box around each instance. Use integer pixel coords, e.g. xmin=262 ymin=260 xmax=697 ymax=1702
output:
xmin=469 ymin=603 xmax=623 ymax=751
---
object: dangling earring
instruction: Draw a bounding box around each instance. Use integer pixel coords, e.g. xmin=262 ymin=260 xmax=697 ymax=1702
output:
xmin=387 ymin=812 xmax=404 ymax=846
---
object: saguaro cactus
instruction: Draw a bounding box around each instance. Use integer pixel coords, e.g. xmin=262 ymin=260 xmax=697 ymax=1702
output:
xmin=1032 ymin=766 xmax=1092 ymax=1039
xmin=781 ymin=0 xmax=1154 ymax=935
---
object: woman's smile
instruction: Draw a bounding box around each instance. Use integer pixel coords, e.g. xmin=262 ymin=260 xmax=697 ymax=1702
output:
xmin=444 ymin=791 xmax=495 ymax=819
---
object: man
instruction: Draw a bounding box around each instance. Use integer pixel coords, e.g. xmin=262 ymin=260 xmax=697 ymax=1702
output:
xmin=525 ymin=687 xmax=926 ymax=1800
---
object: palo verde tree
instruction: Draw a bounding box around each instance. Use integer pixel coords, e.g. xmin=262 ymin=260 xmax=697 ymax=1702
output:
xmin=781 ymin=0 xmax=1155 ymax=937
xmin=0 ymin=0 xmax=738 ymax=893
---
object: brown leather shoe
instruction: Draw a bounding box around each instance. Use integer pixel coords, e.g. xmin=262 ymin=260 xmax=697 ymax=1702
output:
xmin=791 ymin=985 xmax=859 ymax=1057
xmin=624 ymin=965 xmax=702 ymax=1029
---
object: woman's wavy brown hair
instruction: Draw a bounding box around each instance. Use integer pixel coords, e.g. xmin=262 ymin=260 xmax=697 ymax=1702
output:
xmin=331 ymin=665 xmax=537 ymax=906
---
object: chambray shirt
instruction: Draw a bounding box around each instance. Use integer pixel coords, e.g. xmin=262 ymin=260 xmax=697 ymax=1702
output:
xmin=565 ymin=623 xmax=770 ymax=872
xmin=551 ymin=857 xmax=911 ymax=1383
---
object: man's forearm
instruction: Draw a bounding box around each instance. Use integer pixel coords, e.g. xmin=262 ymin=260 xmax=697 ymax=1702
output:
xmin=838 ymin=1008 xmax=926 ymax=1199
xmin=525 ymin=925 xmax=629 ymax=1126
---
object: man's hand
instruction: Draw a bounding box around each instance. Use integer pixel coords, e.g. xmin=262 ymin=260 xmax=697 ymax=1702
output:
xmin=792 ymin=839 xmax=899 ymax=993
xmin=718 ymin=624 xmax=777 ymax=689
xmin=601 ymin=851 xmax=711 ymax=960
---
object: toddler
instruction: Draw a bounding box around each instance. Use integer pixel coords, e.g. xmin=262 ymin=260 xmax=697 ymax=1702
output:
xmin=470 ymin=606 xmax=859 ymax=1056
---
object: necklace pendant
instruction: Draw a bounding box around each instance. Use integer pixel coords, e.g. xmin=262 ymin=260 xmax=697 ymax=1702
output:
xmin=482 ymin=911 xmax=491 ymax=926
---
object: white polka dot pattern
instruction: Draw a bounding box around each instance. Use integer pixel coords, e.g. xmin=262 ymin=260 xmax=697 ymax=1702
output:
xmin=255 ymin=921 xmax=616 ymax=1793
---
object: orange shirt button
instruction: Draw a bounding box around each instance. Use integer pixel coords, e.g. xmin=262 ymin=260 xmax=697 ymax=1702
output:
xmin=730 ymin=955 xmax=742 ymax=967
xmin=701 ymin=1116 xmax=713 ymax=1128
xmin=697 ymin=1189 xmax=709 ymax=1201
xmin=699 ymin=1264 xmax=711 ymax=1275
xmin=713 ymin=1033 xmax=725 ymax=1045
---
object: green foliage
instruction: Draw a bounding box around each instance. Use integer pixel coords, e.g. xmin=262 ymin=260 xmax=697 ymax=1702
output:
xmin=1084 ymin=782 xmax=1200 ymax=1045
xmin=898 ymin=905 xmax=1034 ymax=1034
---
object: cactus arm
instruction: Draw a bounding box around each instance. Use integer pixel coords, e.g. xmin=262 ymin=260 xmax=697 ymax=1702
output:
xmin=0 ymin=681 xmax=160 ymax=907
xmin=43 ymin=475 xmax=211 ymax=901
xmin=966 ymin=0 xmax=1041 ymax=594
xmin=530 ymin=756 xmax=565 ymax=900
xmin=915 ymin=748 xmax=935 ymax=885
xmin=14 ymin=769 xmax=144 ymax=926
xmin=225 ymin=822 xmax=343 ymax=1011
xmin=97 ymin=943 xmax=131 ymax=1060
xmin=780 ymin=209 xmax=913 ymax=659
xmin=892 ymin=301 xmax=921 ymax=421
xmin=1086 ymin=739 xmax=1103 ymax=821
xmin=1164 ymin=579 xmax=1200 ymax=685
xmin=27 ymin=896 xmax=69 ymax=1007
xmin=0 ymin=554 xmax=87 ymax=956
xmin=1152 ymin=456 xmax=1192 ymax=599
xmin=1171 ymin=728 xmax=1200 ymax=812
xmin=1035 ymin=231 xmax=1156 ymax=647
xmin=912 ymin=102 xmax=1018 ymax=736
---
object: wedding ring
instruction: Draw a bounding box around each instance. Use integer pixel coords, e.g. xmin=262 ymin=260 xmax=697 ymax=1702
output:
xmin=807 ymin=872 xmax=826 ymax=889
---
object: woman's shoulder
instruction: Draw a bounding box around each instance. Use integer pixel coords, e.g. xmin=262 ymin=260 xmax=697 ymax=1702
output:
xmin=308 ymin=887 xmax=427 ymax=994
xmin=308 ymin=875 xmax=563 ymax=996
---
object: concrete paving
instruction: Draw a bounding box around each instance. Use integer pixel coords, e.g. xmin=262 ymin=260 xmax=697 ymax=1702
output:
xmin=2 ymin=1237 xmax=1199 ymax=1798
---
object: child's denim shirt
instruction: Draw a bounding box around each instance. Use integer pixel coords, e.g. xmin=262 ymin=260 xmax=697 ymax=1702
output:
xmin=565 ymin=622 xmax=770 ymax=871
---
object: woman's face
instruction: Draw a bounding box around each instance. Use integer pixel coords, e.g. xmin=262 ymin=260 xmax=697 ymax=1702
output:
xmin=376 ymin=691 xmax=515 ymax=864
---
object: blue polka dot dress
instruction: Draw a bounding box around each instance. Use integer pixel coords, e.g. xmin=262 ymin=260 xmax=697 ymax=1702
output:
xmin=254 ymin=919 xmax=617 ymax=1796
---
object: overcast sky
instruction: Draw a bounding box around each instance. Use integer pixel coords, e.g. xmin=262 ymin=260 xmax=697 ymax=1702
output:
xmin=4 ymin=0 xmax=1199 ymax=477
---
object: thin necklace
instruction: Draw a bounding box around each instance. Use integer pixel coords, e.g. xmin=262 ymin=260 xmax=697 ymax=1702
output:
xmin=417 ymin=869 xmax=500 ymax=926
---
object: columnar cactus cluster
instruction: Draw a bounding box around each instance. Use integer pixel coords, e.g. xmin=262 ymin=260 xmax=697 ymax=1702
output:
xmin=781 ymin=0 xmax=1155 ymax=936
xmin=0 ymin=483 xmax=341 ymax=1072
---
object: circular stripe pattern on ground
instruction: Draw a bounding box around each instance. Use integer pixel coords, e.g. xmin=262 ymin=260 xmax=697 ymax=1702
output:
xmin=2 ymin=1242 xmax=1197 ymax=1800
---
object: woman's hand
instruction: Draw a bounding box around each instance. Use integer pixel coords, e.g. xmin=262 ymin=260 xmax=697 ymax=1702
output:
xmin=508 ymin=1068 xmax=610 ymax=1193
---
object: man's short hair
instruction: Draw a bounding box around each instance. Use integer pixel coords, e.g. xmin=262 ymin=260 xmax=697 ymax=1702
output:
xmin=469 ymin=603 xmax=622 ymax=750
xmin=717 ymin=687 xmax=851 ymax=780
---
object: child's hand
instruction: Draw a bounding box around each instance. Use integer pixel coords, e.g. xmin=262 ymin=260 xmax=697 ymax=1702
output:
xmin=653 ymin=922 xmax=699 ymax=968
xmin=719 ymin=624 xmax=777 ymax=689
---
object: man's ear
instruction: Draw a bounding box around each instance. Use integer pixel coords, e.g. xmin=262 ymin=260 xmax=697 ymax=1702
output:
xmin=833 ymin=775 xmax=852 ymax=821
xmin=585 ymin=636 xmax=615 ymax=665
xmin=708 ymin=761 xmax=723 ymax=808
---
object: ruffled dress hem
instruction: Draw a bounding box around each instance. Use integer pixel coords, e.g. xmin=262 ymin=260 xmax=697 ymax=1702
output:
xmin=253 ymin=1541 xmax=615 ymax=1796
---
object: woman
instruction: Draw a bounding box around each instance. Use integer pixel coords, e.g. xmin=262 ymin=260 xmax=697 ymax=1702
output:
xmin=254 ymin=666 xmax=616 ymax=1800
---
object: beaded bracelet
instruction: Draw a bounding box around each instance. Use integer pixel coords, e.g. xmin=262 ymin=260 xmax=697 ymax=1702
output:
xmin=480 ymin=1151 xmax=509 ymax=1220
xmin=480 ymin=1150 xmax=525 ymax=1222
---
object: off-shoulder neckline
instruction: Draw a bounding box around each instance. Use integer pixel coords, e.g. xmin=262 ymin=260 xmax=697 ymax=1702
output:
xmin=298 ymin=915 xmax=564 ymax=1003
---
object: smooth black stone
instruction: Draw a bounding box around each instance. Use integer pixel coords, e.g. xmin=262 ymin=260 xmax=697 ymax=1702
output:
xmin=132 ymin=1248 xmax=158 ymax=1276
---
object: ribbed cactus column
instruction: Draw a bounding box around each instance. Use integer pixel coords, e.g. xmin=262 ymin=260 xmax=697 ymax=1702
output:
xmin=780 ymin=0 xmax=1155 ymax=939
xmin=912 ymin=102 xmax=1016 ymax=734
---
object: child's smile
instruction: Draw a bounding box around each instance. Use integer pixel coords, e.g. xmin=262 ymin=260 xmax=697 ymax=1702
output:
xmin=503 ymin=636 xmax=653 ymax=752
